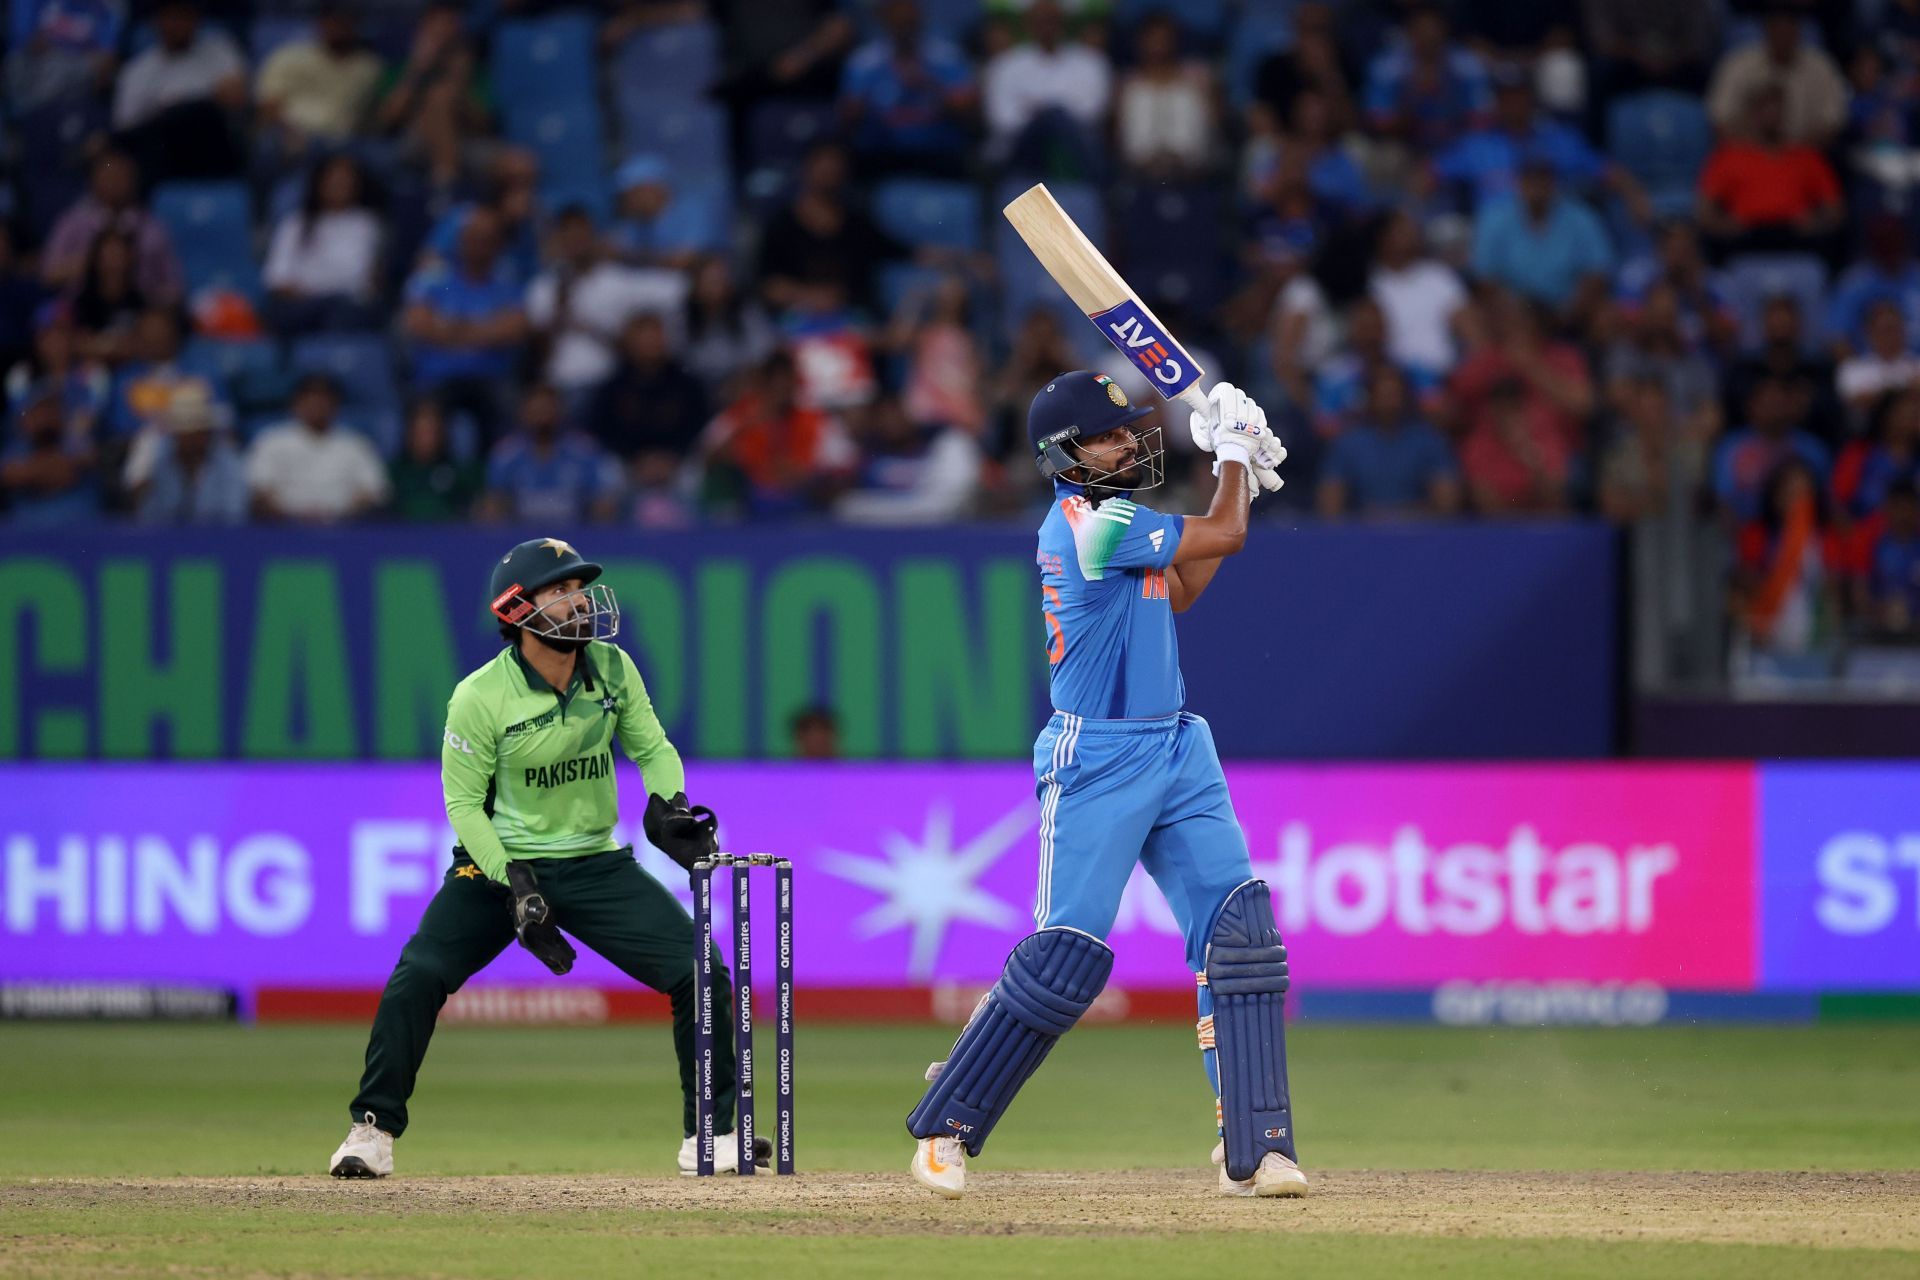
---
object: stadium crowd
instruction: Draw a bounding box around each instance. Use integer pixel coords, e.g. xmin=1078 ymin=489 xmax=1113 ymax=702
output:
xmin=3 ymin=0 xmax=1920 ymax=670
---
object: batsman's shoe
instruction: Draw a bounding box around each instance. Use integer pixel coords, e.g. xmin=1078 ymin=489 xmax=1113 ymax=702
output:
xmin=329 ymin=1112 xmax=393 ymax=1179
xmin=677 ymin=1133 xmax=774 ymax=1175
xmin=911 ymin=1136 xmax=967 ymax=1199
xmin=1212 ymin=1140 xmax=1309 ymax=1198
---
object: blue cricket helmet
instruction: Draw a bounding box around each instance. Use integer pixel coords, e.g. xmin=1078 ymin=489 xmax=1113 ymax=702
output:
xmin=1027 ymin=370 xmax=1164 ymax=492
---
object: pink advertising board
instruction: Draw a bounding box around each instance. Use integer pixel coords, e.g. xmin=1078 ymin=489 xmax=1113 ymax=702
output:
xmin=0 ymin=763 xmax=1756 ymax=993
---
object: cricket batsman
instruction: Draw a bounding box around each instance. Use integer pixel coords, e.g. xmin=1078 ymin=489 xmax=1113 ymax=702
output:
xmin=329 ymin=537 xmax=765 ymax=1177
xmin=904 ymin=373 xmax=1306 ymax=1199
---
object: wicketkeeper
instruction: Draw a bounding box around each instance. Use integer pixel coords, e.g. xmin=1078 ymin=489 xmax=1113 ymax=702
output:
xmin=329 ymin=537 xmax=765 ymax=1177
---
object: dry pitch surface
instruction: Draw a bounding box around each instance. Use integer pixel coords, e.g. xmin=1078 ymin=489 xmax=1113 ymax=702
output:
xmin=10 ymin=1168 xmax=1920 ymax=1250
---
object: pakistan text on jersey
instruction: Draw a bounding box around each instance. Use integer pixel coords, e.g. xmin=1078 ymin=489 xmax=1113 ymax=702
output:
xmin=525 ymin=750 xmax=614 ymax=789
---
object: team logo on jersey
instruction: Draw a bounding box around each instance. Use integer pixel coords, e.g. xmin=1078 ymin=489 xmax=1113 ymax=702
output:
xmin=1095 ymin=373 xmax=1128 ymax=407
xmin=598 ymin=696 xmax=618 ymax=713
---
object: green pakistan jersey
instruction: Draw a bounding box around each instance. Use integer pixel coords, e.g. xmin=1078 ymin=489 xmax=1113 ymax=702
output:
xmin=440 ymin=640 xmax=685 ymax=883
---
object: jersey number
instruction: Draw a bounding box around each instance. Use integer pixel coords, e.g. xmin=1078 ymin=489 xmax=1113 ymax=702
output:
xmin=1042 ymin=585 xmax=1065 ymax=666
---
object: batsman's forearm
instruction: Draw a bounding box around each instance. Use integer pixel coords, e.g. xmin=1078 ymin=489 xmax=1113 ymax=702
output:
xmin=448 ymin=808 xmax=512 ymax=883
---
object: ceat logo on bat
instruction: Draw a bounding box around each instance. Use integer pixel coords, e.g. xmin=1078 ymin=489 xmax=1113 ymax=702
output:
xmin=1091 ymin=298 xmax=1202 ymax=396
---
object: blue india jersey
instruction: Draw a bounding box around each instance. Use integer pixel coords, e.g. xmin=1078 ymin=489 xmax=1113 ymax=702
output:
xmin=1036 ymin=486 xmax=1186 ymax=719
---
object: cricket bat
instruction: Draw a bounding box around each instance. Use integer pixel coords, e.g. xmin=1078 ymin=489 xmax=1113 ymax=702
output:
xmin=1002 ymin=183 xmax=1211 ymax=420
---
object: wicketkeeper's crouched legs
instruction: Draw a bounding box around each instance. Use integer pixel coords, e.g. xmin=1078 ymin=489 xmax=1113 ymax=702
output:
xmin=350 ymin=859 xmax=515 ymax=1137
xmin=544 ymin=850 xmax=737 ymax=1138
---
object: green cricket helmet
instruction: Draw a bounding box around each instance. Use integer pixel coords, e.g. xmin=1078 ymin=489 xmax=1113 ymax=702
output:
xmin=488 ymin=537 xmax=620 ymax=644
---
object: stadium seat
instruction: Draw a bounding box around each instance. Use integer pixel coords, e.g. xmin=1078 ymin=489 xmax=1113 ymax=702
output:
xmin=744 ymin=100 xmax=839 ymax=207
xmin=17 ymin=95 xmax=104 ymax=242
xmin=1224 ymin=7 xmax=1296 ymax=106
xmin=873 ymin=179 xmax=981 ymax=251
xmin=632 ymin=102 xmax=731 ymax=187
xmin=180 ymin=337 xmax=286 ymax=414
xmin=1721 ymin=254 xmax=1830 ymax=352
xmin=1607 ymin=91 xmax=1712 ymax=220
xmin=249 ymin=16 xmax=312 ymax=63
xmin=290 ymin=334 xmax=400 ymax=410
xmin=151 ymin=181 xmax=262 ymax=300
xmin=491 ymin=13 xmax=598 ymax=109
xmin=610 ymin=20 xmax=720 ymax=111
xmin=1113 ymin=183 xmax=1225 ymax=310
xmin=1112 ymin=0 xmax=1232 ymax=46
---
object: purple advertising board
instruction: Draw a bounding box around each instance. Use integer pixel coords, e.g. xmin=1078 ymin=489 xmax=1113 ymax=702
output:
xmin=0 ymin=762 xmax=1758 ymax=997
xmin=1760 ymin=763 xmax=1920 ymax=990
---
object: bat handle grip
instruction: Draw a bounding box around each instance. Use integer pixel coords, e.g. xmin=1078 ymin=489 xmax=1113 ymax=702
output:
xmin=1174 ymin=385 xmax=1212 ymax=421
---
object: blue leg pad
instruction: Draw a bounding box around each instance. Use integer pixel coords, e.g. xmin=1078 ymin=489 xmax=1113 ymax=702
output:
xmin=1205 ymin=880 xmax=1297 ymax=1181
xmin=905 ymin=927 xmax=1113 ymax=1156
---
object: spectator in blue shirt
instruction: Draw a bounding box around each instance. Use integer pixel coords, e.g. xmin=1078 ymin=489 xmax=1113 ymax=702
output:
xmin=1430 ymin=65 xmax=1613 ymax=209
xmin=840 ymin=0 xmax=977 ymax=177
xmin=1870 ymin=485 xmax=1920 ymax=633
xmin=1470 ymin=151 xmax=1613 ymax=324
xmin=6 ymin=0 xmax=122 ymax=114
xmin=423 ymin=149 xmax=543 ymax=286
xmin=1311 ymin=298 xmax=1441 ymax=436
xmin=1363 ymin=4 xmax=1491 ymax=151
xmin=0 ymin=382 xmax=98 ymax=524
xmin=608 ymin=154 xmax=727 ymax=270
xmin=1828 ymin=215 xmax=1920 ymax=357
xmin=402 ymin=205 xmax=528 ymax=449
xmin=480 ymin=382 xmax=623 ymax=525
xmin=1317 ymin=363 xmax=1461 ymax=517
xmin=1713 ymin=375 xmax=1833 ymax=522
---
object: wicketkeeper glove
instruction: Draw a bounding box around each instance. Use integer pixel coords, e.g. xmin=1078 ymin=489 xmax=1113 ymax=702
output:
xmin=643 ymin=791 xmax=719 ymax=876
xmin=504 ymin=861 xmax=576 ymax=975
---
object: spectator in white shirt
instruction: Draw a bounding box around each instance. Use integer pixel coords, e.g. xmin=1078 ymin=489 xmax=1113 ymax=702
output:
xmin=246 ymin=373 xmax=391 ymax=522
xmin=1369 ymin=210 xmax=1469 ymax=378
xmin=526 ymin=206 xmax=689 ymax=398
xmin=1839 ymin=298 xmax=1920 ymax=424
xmin=983 ymin=0 xmax=1111 ymax=177
xmin=113 ymin=0 xmax=248 ymax=181
xmin=263 ymin=154 xmax=382 ymax=335
xmin=1115 ymin=12 xmax=1215 ymax=179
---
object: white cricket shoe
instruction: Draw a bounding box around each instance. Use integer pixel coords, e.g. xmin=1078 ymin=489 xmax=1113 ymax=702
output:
xmin=911 ymin=1136 xmax=967 ymax=1199
xmin=329 ymin=1111 xmax=393 ymax=1179
xmin=1213 ymin=1139 xmax=1309 ymax=1198
xmin=677 ymin=1132 xmax=772 ymax=1175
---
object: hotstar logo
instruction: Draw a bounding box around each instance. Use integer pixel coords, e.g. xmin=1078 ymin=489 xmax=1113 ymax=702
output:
xmin=819 ymin=802 xmax=1033 ymax=979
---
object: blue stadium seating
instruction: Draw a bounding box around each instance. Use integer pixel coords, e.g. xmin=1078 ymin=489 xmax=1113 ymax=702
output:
xmin=151 ymin=182 xmax=261 ymax=300
xmin=1721 ymin=254 xmax=1830 ymax=352
xmin=1114 ymin=183 xmax=1225 ymax=310
xmin=631 ymin=102 xmax=731 ymax=189
xmin=17 ymin=95 xmax=103 ymax=242
xmin=491 ymin=13 xmax=599 ymax=110
xmin=1608 ymin=91 xmax=1713 ymax=220
xmin=290 ymin=334 xmax=400 ymax=410
xmin=744 ymin=100 xmax=838 ymax=208
xmin=610 ymin=20 xmax=720 ymax=112
xmin=180 ymin=337 xmax=285 ymax=414
xmin=1225 ymin=6 xmax=1296 ymax=106
xmin=873 ymin=179 xmax=981 ymax=251
xmin=1112 ymin=0 xmax=1232 ymax=46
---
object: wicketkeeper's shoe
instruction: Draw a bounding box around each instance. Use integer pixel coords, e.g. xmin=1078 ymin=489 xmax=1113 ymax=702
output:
xmin=329 ymin=1111 xmax=393 ymax=1178
xmin=1212 ymin=1139 xmax=1309 ymax=1198
xmin=677 ymin=1133 xmax=774 ymax=1175
xmin=910 ymin=1136 xmax=967 ymax=1199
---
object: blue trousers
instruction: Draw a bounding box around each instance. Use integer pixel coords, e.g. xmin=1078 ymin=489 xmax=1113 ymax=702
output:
xmin=1033 ymin=711 xmax=1253 ymax=976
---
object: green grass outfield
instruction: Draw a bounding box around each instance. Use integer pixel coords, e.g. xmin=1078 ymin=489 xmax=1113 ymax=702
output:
xmin=3 ymin=1021 xmax=1918 ymax=1278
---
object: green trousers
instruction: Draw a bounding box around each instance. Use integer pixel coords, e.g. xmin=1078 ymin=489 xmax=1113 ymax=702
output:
xmin=350 ymin=848 xmax=736 ymax=1139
